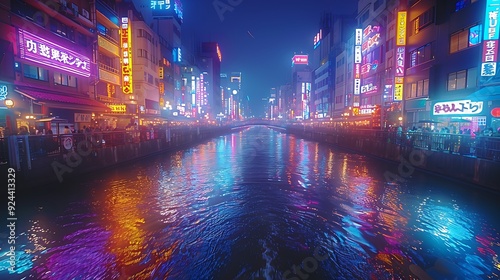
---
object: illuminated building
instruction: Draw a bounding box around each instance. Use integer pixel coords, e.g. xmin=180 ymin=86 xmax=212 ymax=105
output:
xmin=405 ymin=0 xmax=499 ymax=131
xmin=311 ymin=13 xmax=356 ymax=120
xmin=118 ymin=1 xmax=162 ymax=125
xmin=2 ymin=0 xmax=109 ymax=134
xmin=128 ymin=0 xmax=183 ymax=118
xmin=199 ymin=42 xmax=223 ymax=119
xmin=290 ymin=54 xmax=312 ymax=120
xmin=94 ymin=0 xmax=134 ymax=129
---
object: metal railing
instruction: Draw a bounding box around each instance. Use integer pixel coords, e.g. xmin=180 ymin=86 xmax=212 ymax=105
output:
xmin=2 ymin=125 xmax=499 ymax=170
xmin=0 ymin=125 xmax=224 ymax=169
xmin=288 ymin=125 xmax=500 ymax=162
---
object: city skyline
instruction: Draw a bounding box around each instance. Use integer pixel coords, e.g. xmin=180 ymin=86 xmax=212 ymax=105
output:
xmin=182 ymin=0 xmax=357 ymax=116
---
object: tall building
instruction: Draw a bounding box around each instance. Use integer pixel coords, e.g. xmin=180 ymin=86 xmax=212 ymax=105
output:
xmin=94 ymin=0 xmax=132 ymax=129
xmin=419 ymin=0 xmax=496 ymax=132
xmin=2 ymin=0 xmax=109 ymax=134
xmin=278 ymin=84 xmax=291 ymax=119
xmin=228 ymin=72 xmax=242 ymax=120
xmin=118 ymin=1 xmax=162 ymax=125
xmin=269 ymin=87 xmax=277 ymax=120
xmin=200 ymin=42 xmax=222 ymax=119
xmin=311 ymin=13 xmax=334 ymax=119
xmin=290 ymin=54 xmax=312 ymax=120
xmin=127 ymin=0 xmax=183 ymax=117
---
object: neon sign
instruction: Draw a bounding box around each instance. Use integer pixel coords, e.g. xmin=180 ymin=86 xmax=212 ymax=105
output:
xmin=484 ymin=0 xmax=500 ymax=40
xmin=121 ymin=17 xmax=133 ymax=94
xmin=362 ymin=25 xmax=381 ymax=53
xmin=292 ymin=55 xmax=308 ymax=65
xmin=396 ymin=47 xmax=405 ymax=77
xmin=433 ymin=100 xmax=484 ymax=115
xmin=174 ymin=0 xmax=183 ymax=21
xmin=354 ymin=46 xmax=362 ymax=64
xmin=0 ymin=84 xmax=8 ymax=100
xmin=314 ymin=30 xmax=322 ymax=49
xmin=482 ymin=0 xmax=500 ymax=77
xmin=173 ymin=47 xmax=182 ymax=62
xmin=396 ymin=12 xmax=407 ymax=46
xmin=353 ymin=29 xmax=363 ymax=100
xmin=151 ymin=0 xmax=171 ymax=10
xmin=18 ymin=29 xmax=90 ymax=77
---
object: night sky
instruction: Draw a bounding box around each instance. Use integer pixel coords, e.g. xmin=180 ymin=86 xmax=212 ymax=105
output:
xmin=181 ymin=0 xmax=358 ymax=117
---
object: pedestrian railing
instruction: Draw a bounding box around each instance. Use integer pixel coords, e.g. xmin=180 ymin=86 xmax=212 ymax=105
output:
xmin=1 ymin=126 xmax=499 ymax=171
xmin=288 ymin=126 xmax=500 ymax=162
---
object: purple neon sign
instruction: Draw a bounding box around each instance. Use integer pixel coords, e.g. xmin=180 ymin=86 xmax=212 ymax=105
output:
xmin=18 ymin=29 xmax=91 ymax=77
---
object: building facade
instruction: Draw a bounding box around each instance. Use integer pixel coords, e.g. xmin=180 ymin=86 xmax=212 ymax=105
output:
xmin=2 ymin=0 xmax=109 ymax=134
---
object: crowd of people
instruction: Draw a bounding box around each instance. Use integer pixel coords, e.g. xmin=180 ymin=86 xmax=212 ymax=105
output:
xmin=405 ymin=125 xmax=500 ymax=137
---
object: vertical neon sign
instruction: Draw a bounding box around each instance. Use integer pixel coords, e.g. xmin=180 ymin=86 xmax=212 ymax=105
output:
xmin=481 ymin=0 xmax=500 ymax=77
xmin=394 ymin=11 xmax=407 ymax=101
xmin=353 ymin=28 xmax=363 ymax=108
xmin=121 ymin=17 xmax=133 ymax=94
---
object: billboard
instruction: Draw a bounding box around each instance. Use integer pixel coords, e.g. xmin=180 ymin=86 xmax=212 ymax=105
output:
xmin=314 ymin=29 xmax=322 ymax=49
xmin=292 ymin=54 xmax=308 ymax=65
xmin=433 ymin=100 xmax=484 ymax=115
xmin=481 ymin=0 xmax=500 ymax=77
xmin=353 ymin=28 xmax=363 ymax=106
xmin=396 ymin=12 xmax=407 ymax=46
xmin=18 ymin=29 xmax=90 ymax=77
xmin=121 ymin=17 xmax=133 ymax=94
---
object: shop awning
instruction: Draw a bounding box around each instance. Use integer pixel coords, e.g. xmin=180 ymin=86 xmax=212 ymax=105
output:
xmin=467 ymin=85 xmax=500 ymax=101
xmin=15 ymin=87 xmax=110 ymax=111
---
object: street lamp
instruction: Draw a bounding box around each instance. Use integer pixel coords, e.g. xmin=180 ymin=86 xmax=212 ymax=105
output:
xmin=4 ymin=99 xmax=14 ymax=108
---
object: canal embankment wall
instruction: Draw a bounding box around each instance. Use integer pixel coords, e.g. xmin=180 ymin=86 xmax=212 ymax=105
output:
xmin=6 ymin=126 xmax=238 ymax=191
xmin=285 ymin=126 xmax=500 ymax=193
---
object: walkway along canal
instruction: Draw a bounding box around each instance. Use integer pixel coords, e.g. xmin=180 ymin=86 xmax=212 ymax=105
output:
xmin=285 ymin=125 xmax=500 ymax=193
xmin=0 ymin=125 xmax=237 ymax=190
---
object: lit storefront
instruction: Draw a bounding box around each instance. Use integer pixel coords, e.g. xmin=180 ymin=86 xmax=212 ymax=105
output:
xmin=0 ymin=83 xmax=16 ymax=136
xmin=432 ymin=99 xmax=486 ymax=133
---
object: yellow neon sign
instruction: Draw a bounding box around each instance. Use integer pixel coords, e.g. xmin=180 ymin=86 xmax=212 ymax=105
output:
xmin=121 ymin=17 xmax=133 ymax=94
xmin=396 ymin=11 xmax=407 ymax=46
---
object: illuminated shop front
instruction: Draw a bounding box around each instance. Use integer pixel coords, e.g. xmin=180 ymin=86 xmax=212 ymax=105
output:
xmin=432 ymin=99 xmax=486 ymax=133
xmin=14 ymin=29 xmax=108 ymax=133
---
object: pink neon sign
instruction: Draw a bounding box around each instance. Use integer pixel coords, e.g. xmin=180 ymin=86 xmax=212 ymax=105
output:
xmin=18 ymin=29 xmax=91 ymax=77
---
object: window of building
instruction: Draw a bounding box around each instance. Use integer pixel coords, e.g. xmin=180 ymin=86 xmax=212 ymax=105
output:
xmin=373 ymin=0 xmax=383 ymax=10
xmin=455 ymin=0 xmax=479 ymax=12
xmin=54 ymin=72 xmax=77 ymax=87
xmin=137 ymin=29 xmax=153 ymax=42
xmin=411 ymin=7 xmax=435 ymax=35
xmin=49 ymin=18 xmax=75 ymax=41
xmin=360 ymin=11 xmax=369 ymax=23
xmin=137 ymin=49 xmax=148 ymax=59
xmin=23 ymin=64 xmax=48 ymax=81
xmin=448 ymin=70 xmax=467 ymax=91
xmin=450 ymin=24 xmax=481 ymax=53
xmin=335 ymin=95 xmax=343 ymax=104
xmin=409 ymin=43 xmax=434 ymax=67
xmin=408 ymin=78 xmax=429 ymax=98
xmin=467 ymin=67 xmax=477 ymax=88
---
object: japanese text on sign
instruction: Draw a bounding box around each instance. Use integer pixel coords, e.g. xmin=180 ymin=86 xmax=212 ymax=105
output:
xmin=18 ymin=30 xmax=90 ymax=77
xmin=433 ymin=100 xmax=484 ymax=115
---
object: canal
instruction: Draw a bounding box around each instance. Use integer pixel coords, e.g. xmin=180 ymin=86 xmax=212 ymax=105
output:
xmin=1 ymin=126 xmax=499 ymax=279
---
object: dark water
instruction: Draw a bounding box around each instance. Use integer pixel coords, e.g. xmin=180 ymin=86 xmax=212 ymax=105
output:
xmin=1 ymin=126 xmax=499 ymax=279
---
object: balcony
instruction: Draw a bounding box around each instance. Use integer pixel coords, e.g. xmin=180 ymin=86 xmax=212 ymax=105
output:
xmin=98 ymin=35 xmax=119 ymax=57
xmin=98 ymin=63 xmax=120 ymax=85
xmin=25 ymin=0 xmax=94 ymax=36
